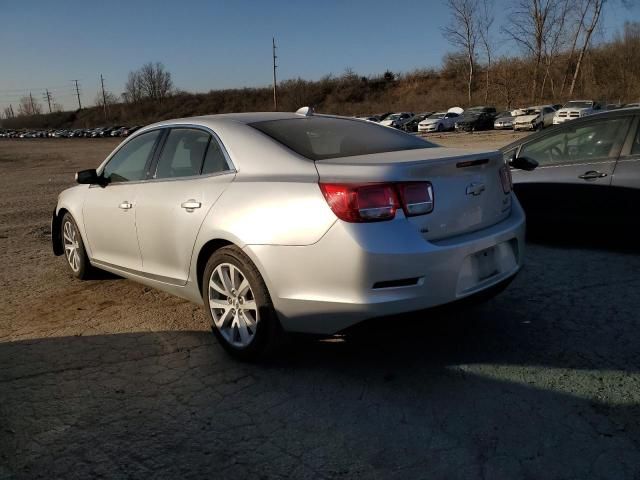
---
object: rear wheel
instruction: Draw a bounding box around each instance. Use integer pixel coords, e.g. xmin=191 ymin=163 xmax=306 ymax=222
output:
xmin=61 ymin=213 xmax=94 ymax=279
xmin=202 ymin=246 xmax=282 ymax=361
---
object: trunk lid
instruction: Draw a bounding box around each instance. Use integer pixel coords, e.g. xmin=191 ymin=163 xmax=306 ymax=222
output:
xmin=315 ymin=147 xmax=511 ymax=241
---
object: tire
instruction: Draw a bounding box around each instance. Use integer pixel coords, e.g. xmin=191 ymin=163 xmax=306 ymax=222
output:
xmin=61 ymin=213 xmax=94 ymax=280
xmin=437 ymin=123 xmax=443 ymax=132
xmin=202 ymin=246 xmax=282 ymax=361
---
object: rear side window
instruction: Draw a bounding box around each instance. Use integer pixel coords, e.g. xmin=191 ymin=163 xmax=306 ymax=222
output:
xmin=103 ymin=130 xmax=161 ymax=183
xmin=155 ymin=128 xmax=210 ymax=179
xmin=250 ymin=117 xmax=435 ymax=160
xmin=202 ymin=138 xmax=230 ymax=175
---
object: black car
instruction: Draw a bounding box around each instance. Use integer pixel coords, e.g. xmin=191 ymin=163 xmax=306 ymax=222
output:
xmin=455 ymin=106 xmax=497 ymax=132
xmin=402 ymin=112 xmax=432 ymax=133
xmin=501 ymin=107 xmax=640 ymax=230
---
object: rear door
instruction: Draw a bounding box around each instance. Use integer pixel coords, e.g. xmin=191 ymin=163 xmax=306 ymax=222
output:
xmin=511 ymin=114 xmax=633 ymax=223
xmin=83 ymin=129 xmax=162 ymax=269
xmin=134 ymin=127 xmax=235 ymax=285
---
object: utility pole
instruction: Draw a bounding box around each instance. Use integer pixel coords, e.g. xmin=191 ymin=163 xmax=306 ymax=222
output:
xmin=100 ymin=74 xmax=108 ymax=121
xmin=272 ymin=37 xmax=278 ymax=111
xmin=72 ymin=80 xmax=82 ymax=110
xmin=29 ymin=92 xmax=35 ymax=114
xmin=44 ymin=89 xmax=53 ymax=113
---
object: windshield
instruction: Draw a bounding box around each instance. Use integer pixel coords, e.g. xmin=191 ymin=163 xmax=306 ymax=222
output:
xmin=564 ymin=101 xmax=593 ymax=109
xmin=388 ymin=114 xmax=401 ymax=120
xmin=497 ymin=112 xmax=512 ymax=118
xmin=250 ymin=117 xmax=436 ymax=160
xmin=428 ymin=113 xmax=446 ymax=119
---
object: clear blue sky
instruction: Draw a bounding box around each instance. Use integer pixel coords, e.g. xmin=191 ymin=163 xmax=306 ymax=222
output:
xmin=0 ymin=0 xmax=636 ymax=112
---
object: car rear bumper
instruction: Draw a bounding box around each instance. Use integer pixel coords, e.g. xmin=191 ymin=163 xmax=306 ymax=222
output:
xmin=246 ymin=196 xmax=526 ymax=334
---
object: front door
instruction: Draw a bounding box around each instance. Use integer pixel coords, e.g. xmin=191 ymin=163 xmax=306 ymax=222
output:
xmin=512 ymin=115 xmax=633 ymax=224
xmin=83 ymin=129 xmax=162 ymax=269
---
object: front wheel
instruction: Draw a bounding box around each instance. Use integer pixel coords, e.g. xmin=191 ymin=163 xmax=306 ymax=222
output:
xmin=202 ymin=246 xmax=282 ymax=361
xmin=61 ymin=213 xmax=94 ymax=279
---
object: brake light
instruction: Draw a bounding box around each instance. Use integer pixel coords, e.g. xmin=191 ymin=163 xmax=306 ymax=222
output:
xmin=397 ymin=182 xmax=434 ymax=216
xmin=319 ymin=183 xmax=399 ymax=222
xmin=499 ymin=165 xmax=512 ymax=194
xmin=319 ymin=181 xmax=434 ymax=222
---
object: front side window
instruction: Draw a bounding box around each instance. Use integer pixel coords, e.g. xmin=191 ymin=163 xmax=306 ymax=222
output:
xmin=519 ymin=117 xmax=631 ymax=166
xmin=155 ymin=128 xmax=210 ymax=179
xmin=250 ymin=117 xmax=435 ymax=160
xmin=103 ymin=130 xmax=161 ymax=183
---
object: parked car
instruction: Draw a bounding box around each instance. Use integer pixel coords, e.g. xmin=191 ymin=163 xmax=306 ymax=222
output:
xmin=402 ymin=112 xmax=432 ymax=132
xmin=553 ymin=100 xmax=602 ymax=125
xmin=52 ymin=109 xmax=525 ymax=360
xmin=122 ymin=125 xmax=142 ymax=137
xmin=493 ymin=111 xmax=516 ymax=130
xmin=513 ymin=105 xmax=556 ymax=131
xmin=356 ymin=116 xmax=379 ymax=123
xmin=502 ymin=107 xmax=639 ymax=228
xmin=380 ymin=112 xmax=415 ymax=129
xmin=418 ymin=111 xmax=459 ymax=133
xmin=455 ymin=106 xmax=497 ymax=132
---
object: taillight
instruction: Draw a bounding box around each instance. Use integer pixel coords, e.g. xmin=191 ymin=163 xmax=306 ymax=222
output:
xmin=319 ymin=183 xmax=399 ymax=222
xmin=499 ymin=165 xmax=512 ymax=194
xmin=397 ymin=182 xmax=434 ymax=216
xmin=319 ymin=181 xmax=434 ymax=222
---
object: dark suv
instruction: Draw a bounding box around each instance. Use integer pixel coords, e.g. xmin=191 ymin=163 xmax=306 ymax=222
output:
xmin=455 ymin=106 xmax=497 ymax=132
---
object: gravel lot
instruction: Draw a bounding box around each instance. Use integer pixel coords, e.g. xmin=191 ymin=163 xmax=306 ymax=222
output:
xmin=1 ymin=133 xmax=639 ymax=479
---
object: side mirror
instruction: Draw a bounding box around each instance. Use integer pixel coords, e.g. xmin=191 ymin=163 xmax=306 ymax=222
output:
xmin=75 ymin=169 xmax=107 ymax=186
xmin=510 ymin=156 xmax=539 ymax=171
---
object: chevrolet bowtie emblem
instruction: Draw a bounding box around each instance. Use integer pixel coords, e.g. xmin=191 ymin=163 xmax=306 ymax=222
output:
xmin=466 ymin=182 xmax=485 ymax=196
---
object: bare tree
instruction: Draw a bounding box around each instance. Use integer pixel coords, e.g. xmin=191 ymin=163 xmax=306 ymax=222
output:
xmin=503 ymin=0 xmax=566 ymax=101
xmin=94 ymin=90 xmax=117 ymax=107
xmin=139 ymin=62 xmax=173 ymax=101
xmin=17 ymin=96 xmax=42 ymax=116
xmin=123 ymin=62 xmax=173 ymax=103
xmin=539 ymin=0 xmax=572 ymax=98
xmin=2 ymin=106 xmax=13 ymax=119
xmin=478 ymin=0 xmax=495 ymax=103
xmin=568 ymin=0 xmax=605 ymax=96
xmin=442 ymin=0 xmax=479 ymax=105
xmin=123 ymin=71 xmax=144 ymax=103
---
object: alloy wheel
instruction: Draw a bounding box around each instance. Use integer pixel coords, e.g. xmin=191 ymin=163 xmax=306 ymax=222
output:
xmin=208 ymin=263 xmax=259 ymax=348
xmin=62 ymin=220 xmax=81 ymax=272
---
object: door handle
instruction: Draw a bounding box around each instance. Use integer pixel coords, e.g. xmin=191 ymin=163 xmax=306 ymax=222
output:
xmin=181 ymin=200 xmax=202 ymax=211
xmin=118 ymin=201 xmax=133 ymax=210
xmin=578 ymin=170 xmax=607 ymax=180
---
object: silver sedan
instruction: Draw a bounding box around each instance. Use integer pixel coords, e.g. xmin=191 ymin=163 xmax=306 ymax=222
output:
xmin=52 ymin=109 xmax=526 ymax=359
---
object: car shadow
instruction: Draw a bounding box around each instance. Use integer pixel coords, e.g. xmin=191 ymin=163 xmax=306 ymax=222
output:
xmin=2 ymin=300 xmax=639 ymax=479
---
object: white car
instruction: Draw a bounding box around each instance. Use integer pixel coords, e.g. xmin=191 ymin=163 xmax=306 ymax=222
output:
xmin=513 ymin=105 xmax=556 ymax=131
xmin=52 ymin=109 xmax=525 ymax=359
xmin=553 ymin=100 xmax=601 ymax=125
xmin=380 ymin=112 xmax=414 ymax=129
xmin=418 ymin=112 xmax=460 ymax=133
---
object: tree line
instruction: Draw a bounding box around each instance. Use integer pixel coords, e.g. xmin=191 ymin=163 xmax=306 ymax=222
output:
xmin=3 ymin=9 xmax=640 ymax=129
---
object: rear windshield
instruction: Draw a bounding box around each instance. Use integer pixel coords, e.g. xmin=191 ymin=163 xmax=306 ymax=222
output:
xmin=250 ymin=117 xmax=435 ymax=160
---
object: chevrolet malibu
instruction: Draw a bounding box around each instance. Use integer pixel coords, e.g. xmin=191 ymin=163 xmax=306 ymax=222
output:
xmin=52 ymin=109 xmax=526 ymax=359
